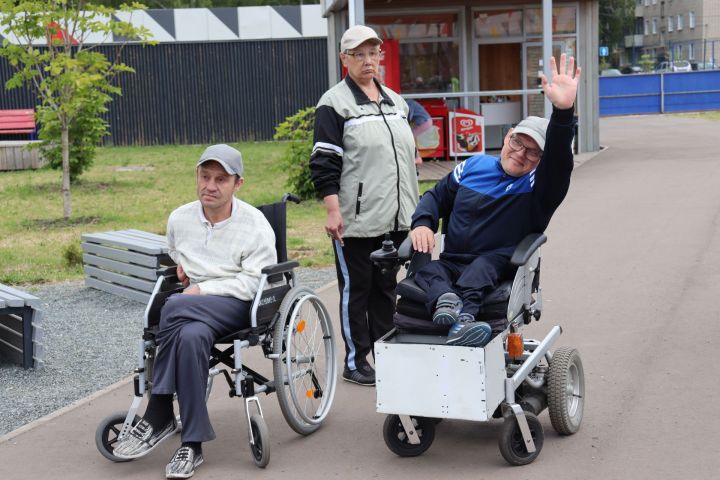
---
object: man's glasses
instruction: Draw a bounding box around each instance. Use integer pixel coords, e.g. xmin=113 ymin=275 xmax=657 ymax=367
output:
xmin=344 ymin=50 xmax=382 ymax=62
xmin=508 ymin=134 xmax=543 ymax=162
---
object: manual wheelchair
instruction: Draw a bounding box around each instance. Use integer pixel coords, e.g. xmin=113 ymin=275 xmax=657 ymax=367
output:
xmin=95 ymin=194 xmax=337 ymax=468
xmin=371 ymin=233 xmax=585 ymax=466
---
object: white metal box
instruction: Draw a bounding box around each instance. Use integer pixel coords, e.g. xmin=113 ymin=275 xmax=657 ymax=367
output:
xmin=375 ymin=332 xmax=507 ymax=421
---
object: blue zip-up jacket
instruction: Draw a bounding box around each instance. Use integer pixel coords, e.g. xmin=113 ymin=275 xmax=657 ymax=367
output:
xmin=411 ymin=107 xmax=575 ymax=263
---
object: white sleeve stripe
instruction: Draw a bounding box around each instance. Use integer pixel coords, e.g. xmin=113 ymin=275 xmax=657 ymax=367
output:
xmin=452 ymin=161 xmax=466 ymax=183
xmin=313 ymin=142 xmax=344 ymax=155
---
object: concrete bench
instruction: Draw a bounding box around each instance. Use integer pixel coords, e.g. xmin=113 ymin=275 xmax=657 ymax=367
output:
xmin=0 ymin=284 xmax=44 ymax=369
xmin=81 ymin=229 xmax=176 ymax=303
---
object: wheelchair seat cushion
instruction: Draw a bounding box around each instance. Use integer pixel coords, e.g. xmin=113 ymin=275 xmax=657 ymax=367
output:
xmin=396 ymin=277 xmax=513 ymax=318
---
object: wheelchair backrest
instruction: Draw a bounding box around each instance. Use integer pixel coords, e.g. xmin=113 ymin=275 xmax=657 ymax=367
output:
xmin=256 ymin=201 xmax=289 ymax=264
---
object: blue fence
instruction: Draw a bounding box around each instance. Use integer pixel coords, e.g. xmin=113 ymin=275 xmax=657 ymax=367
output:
xmin=599 ymin=70 xmax=720 ymax=116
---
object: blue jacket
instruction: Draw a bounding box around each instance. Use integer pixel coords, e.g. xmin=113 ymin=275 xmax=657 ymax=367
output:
xmin=411 ymin=107 xmax=575 ymax=263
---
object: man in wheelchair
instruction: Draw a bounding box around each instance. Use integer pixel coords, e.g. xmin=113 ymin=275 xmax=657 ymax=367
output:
xmin=409 ymin=54 xmax=581 ymax=348
xmin=114 ymin=144 xmax=277 ymax=478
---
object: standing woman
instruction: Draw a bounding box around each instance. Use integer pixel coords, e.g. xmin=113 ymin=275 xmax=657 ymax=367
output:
xmin=310 ymin=25 xmax=419 ymax=386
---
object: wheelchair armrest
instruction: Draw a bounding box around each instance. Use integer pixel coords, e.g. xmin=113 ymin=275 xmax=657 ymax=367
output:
xmin=160 ymin=266 xmax=179 ymax=283
xmin=261 ymin=261 xmax=299 ymax=276
xmin=396 ymin=236 xmax=414 ymax=261
xmin=510 ymin=233 xmax=547 ymax=266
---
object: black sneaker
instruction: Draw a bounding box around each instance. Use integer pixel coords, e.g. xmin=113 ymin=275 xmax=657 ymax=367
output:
xmin=432 ymin=292 xmax=463 ymax=326
xmin=166 ymin=446 xmax=204 ymax=479
xmin=114 ymin=418 xmax=178 ymax=459
xmin=343 ymin=365 xmax=375 ymax=386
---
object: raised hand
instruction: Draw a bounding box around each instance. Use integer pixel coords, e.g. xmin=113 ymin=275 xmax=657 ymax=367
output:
xmin=540 ymin=53 xmax=581 ymax=110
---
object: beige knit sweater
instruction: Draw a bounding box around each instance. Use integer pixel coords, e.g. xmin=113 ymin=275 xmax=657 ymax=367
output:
xmin=166 ymin=197 xmax=277 ymax=301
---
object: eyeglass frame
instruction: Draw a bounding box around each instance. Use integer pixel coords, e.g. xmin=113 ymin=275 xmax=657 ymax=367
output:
xmin=343 ymin=49 xmax=382 ymax=62
xmin=507 ymin=134 xmax=543 ymax=162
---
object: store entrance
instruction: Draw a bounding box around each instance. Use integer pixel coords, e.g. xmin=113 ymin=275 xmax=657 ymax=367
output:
xmin=478 ymin=43 xmax=522 ymax=150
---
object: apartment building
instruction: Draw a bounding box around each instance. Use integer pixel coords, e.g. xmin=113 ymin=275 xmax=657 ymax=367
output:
xmin=628 ymin=0 xmax=720 ymax=67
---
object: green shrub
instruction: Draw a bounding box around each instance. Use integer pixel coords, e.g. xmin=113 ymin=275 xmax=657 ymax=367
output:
xmin=274 ymin=106 xmax=317 ymax=200
xmin=639 ymin=54 xmax=655 ymax=72
xmin=62 ymin=241 xmax=83 ymax=267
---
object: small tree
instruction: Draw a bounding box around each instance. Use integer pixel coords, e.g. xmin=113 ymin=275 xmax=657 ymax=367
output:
xmin=0 ymin=0 xmax=153 ymax=219
xmin=639 ymin=53 xmax=655 ymax=72
xmin=274 ymin=106 xmax=317 ymax=200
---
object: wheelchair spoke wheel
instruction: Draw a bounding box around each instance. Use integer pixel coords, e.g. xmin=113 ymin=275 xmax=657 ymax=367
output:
xmin=273 ymin=286 xmax=337 ymax=435
xmin=95 ymin=411 xmax=140 ymax=463
xmin=248 ymin=414 xmax=270 ymax=468
xmin=498 ymin=411 xmax=544 ymax=466
xmin=547 ymin=347 xmax=585 ymax=435
xmin=383 ymin=415 xmax=435 ymax=457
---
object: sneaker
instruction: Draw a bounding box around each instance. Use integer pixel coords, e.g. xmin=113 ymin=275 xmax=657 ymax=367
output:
xmin=342 ymin=365 xmax=375 ymax=386
xmin=432 ymin=292 xmax=463 ymax=326
xmin=446 ymin=315 xmax=492 ymax=347
xmin=114 ymin=418 xmax=178 ymax=459
xmin=166 ymin=446 xmax=204 ymax=479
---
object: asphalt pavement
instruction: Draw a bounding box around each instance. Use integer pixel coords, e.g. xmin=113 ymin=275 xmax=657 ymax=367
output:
xmin=1 ymin=113 xmax=719 ymax=479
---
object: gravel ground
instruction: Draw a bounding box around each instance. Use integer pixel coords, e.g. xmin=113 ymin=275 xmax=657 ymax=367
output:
xmin=0 ymin=267 xmax=336 ymax=437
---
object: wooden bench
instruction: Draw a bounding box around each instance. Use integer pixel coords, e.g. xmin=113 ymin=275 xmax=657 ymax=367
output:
xmin=0 ymin=109 xmax=37 ymax=139
xmin=0 ymin=284 xmax=44 ymax=369
xmin=81 ymin=229 xmax=176 ymax=303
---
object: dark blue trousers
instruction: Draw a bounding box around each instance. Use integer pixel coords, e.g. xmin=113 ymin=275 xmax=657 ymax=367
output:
xmin=414 ymin=253 xmax=513 ymax=318
xmin=153 ymin=293 xmax=251 ymax=443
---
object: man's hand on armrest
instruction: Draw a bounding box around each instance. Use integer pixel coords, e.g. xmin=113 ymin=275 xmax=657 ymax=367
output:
xmin=410 ymin=226 xmax=435 ymax=253
xmin=177 ymin=263 xmax=190 ymax=288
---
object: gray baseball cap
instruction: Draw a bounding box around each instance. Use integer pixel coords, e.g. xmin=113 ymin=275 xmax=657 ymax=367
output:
xmin=196 ymin=144 xmax=243 ymax=176
xmin=513 ymin=116 xmax=550 ymax=151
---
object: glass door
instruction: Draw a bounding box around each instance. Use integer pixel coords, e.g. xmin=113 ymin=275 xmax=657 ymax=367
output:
xmin=523 ymin=39 xmax=575 ymax=117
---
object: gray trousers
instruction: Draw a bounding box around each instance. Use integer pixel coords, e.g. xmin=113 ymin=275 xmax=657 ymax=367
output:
xmin=153 ymin=293 xmax=251 ymax=443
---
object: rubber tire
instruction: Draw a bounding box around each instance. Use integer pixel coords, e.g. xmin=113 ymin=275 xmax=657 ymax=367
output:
xmin=498 ymin=411 xmax=544 ymax=466
xmin=383 ymin=415 xmax=436 ymax=457
xmin=95 ymin=411 xmax=140 ymax=463
xmin=249 ymin=414 xmax=271 ymax=468
xmin=547 ymin=347 xmax=585 ymax=435
xmin=272 ymin=286 xmax=336 ymax=436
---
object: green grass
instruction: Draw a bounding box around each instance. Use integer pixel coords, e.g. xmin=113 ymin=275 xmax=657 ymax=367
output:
xmin=0 ymin=142 xmax=335 ymax=284
xmin=676 ymin=111 xmax=720 ymax=121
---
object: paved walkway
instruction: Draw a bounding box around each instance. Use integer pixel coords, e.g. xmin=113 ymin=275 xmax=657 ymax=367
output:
xmin=2 ymin=114 xmax=719 ymax=479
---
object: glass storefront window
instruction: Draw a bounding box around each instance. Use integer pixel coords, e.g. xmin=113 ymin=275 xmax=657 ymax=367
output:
xmin=368 ymin=13 xmax=460 ymax=93
xmin=474 ymin=10 xmax=523 ymax=38
xmin=368 ymin=14 xmax=457 ymax=39
xmin=400 ymin=42 xmax=460 ymax=93
xmin=525 ymin=6 xmax=577 ymax=36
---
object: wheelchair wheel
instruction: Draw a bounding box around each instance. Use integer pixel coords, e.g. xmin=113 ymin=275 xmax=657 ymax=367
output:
xmin=273 ymin=286 xmax=337 ymax=436
xmin=498 ymin=411 xmax=544 ymax=466
xmin=249 ymin=414 xmax=270 ymax=468
xmin=547 ymin=347 xmax=585 ymax=435
xmin=383 ymin=415 xmax=435 ymax=457
xmin=95 ymin=411 xmax=140 ymax=463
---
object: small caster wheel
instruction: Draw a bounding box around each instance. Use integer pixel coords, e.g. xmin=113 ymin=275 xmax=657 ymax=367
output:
xmin=249 ymin=414 xmax=271 ymax=468
xmin=383 ymin=414 xmax=435 ymax=457
xmin=95 ymin=411 xmax=140 ymax=463
xmin=498 ymin=410 xmax=544 ymax=466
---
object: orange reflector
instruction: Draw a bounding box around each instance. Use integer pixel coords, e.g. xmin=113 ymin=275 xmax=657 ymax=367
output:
xmin=507 ymin=332 xmax=524 ymax=360
xmin=306 ymin=389 xmax=314 ymax=398
xmin=297 ymin=320 xmax=306 ymax=333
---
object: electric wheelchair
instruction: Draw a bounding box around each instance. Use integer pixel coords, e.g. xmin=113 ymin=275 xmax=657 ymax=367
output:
xmin=371 ymin=232 xmax=585 ymax=466
xmin=95 ymin=194 xmax=337 ymax=468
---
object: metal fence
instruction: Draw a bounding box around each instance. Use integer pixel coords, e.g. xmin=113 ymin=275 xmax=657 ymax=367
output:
xmin=0 ymin=39 xmax=328 ymax=145
xmin=599 ymin=70 xmax=720 ymax=116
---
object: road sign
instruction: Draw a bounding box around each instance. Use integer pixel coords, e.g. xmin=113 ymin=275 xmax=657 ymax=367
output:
xmin=599 ymin=46 xmax=609 ymax=57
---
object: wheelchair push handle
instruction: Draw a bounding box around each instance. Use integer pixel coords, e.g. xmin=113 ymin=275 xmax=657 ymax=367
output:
xmin=281 ymin=193 xmax=302 ymax=204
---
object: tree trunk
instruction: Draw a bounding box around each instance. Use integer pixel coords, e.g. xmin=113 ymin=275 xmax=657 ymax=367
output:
xmin=61 ymin=126 xmax=72 ymax=219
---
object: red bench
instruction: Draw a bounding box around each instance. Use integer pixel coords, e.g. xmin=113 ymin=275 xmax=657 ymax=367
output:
xmin=0 ymin=109 xmax=37 ymax=139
